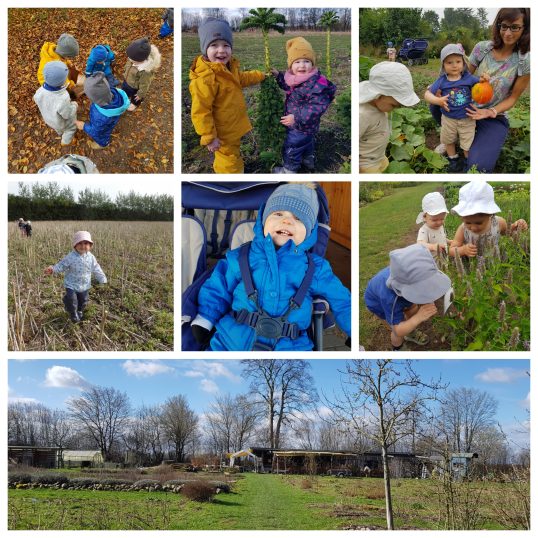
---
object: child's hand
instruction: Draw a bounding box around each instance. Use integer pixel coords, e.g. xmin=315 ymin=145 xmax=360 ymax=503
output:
xmin=75 ymin=120 xmax=84 ymax=130
xmin=437 ymin=93 xmax=450 ymax=112
xmin=479 ymin=73 xmax=491 ymax=83
xmin=416 ymin=303 xmax=438 ymax=322
xmin=206 ymin=138 xmax=221 ymax=152
xmin=460 ymin=244 xmax=477 ymax=257
xmin=270 ymin=68 xmax=279 ymax=77
xmin=512 ymin=219 xmax=528 ymax=231
xmin=44 ymin=266 xmax=54 ymax=275
xmin=280 ymin=114 xmax=295 ymax=127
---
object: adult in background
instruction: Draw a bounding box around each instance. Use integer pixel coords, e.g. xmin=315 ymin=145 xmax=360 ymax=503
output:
xmin=432 ymin=8 xmax=530 ymax=173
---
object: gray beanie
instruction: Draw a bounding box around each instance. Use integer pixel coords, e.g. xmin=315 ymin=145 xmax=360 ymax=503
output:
xmin=198 ymin=18 xmax=233 ymax=55
xmin=84 ymin=72 xmax=113 ymax=106
xmin=43 ymin=61 xmax=68 ymax=87
xmin=126 ymin=37 xmax=151 ymax=62
xmin=262 ymin=183 xmax=319 ymax=238
xmin=56 ymin=33 xmax=79 ymax=58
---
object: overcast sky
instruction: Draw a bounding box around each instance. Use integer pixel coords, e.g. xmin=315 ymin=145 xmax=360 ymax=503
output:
xmin=8 ymin=180 xmax=175 ymax=201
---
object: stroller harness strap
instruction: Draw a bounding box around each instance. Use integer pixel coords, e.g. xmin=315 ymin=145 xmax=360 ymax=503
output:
xmin=233 ymin=242 xmax=315 ymax=350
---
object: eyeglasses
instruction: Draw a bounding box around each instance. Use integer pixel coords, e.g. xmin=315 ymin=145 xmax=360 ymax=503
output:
xmin=497 ymin=23 xmax=524 ymax=32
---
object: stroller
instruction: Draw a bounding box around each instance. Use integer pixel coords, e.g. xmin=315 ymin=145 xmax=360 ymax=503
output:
xmin=396 ymin=38 xmax=429 ymax=66
xmin=181 ymin=181 xmax=339 ymax=352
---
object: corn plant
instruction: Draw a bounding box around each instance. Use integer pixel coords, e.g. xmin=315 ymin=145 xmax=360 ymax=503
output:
xmin=318 ymin=10 xmax=339 ymax=78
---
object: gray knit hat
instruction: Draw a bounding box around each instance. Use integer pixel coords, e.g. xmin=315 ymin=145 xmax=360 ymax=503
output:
xmin=386 ymin=243 xmax=451 ymax=304
xmin=198 ymin=18 xmax=233 ymax=55
xmin=56 ymin=33 xmax=79 ymax=58
xmin=43 ymin=61 xmax=68 ymax=87
xmin=126 ymin=37 xmax=151 ymax=62
xmin=84 ymin=72 xmax=113 ymax=106
xmin=262 ymin=183 xmax=319 ymax=238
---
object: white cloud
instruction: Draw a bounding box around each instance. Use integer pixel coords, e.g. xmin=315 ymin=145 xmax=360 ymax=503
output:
xmin=9 ymin=396 xmax=40 ymax=404
xmin=200 ymin=379 xmax=220 ymax=394
xmin=475 ymin=368 xmax=528 ymax=383
xmin=183 ymin=361 xmax=241 ymax=382
xmin=521 ymin=392 xmax=530 ymax=409
xmin=43 ymin=366 xmax=90 ymax=390
xmin=122 ymin=360 xmax=174 ymax=378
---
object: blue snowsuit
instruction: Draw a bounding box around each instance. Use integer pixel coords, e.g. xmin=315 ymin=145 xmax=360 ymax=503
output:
xmin=276 ymin=70 xmax=336 ymax=171
xmin=85 ymin=45 xmax=119 ymax=87
xmin=197 ymin=206 xmax=351 ymax=351
xmin=83 ymin=88 xmax=130 ymax=147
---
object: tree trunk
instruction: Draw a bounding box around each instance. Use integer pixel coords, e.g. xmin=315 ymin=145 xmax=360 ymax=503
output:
xmin=263 ymin=29 xmax=270 ymax=72
xmin=381 ymin=443 xmax=395 ymax=530
xmin=326 ymin=28 xmax=331 ymax=78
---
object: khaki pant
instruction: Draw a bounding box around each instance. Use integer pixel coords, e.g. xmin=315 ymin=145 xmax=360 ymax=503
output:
xmin=359 ymin=155 xmax=389 ymax=174
xmin=440 ymin=116 xmax=476 ymax=151
xmin=213 ymin=139 xmax=244 ymax=174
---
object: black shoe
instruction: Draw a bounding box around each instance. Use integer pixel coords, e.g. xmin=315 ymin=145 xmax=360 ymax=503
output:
xmin=446 ymin=156 xmax=463 ymax=173
xmin=77 ymin=311 xmax=84 ymax=321
xmin=302 ymin=156 xmax=315 ymax=171
xmin=70 ymin=313 xmax=80 ymax=324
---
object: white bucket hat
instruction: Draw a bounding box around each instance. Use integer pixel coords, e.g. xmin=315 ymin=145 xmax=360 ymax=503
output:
xmin=416 ymin=192 xmax=448 ymax=224
xmin=451 ymin=181 xmax=501 ymax=217
xmin=72 ymin=231 xmax=93 ymax=247
xmin=359 ymin=61 xmax=420 ymax=107
xmin=386 ymin=243 xmax=452 ymax=304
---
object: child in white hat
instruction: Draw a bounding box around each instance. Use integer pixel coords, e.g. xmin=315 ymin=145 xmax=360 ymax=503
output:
xmin=364 ymin=243 xmax=452 ymax=349
xmin=451 ymin=181 xmax=528 ymax=257
xmin=359 ymin=61 xmax=420 ymax=173
xmin=416 ymin=192 xmax=449 ymax=256
xmin=44 ymin=231 xmax=107 ymax=323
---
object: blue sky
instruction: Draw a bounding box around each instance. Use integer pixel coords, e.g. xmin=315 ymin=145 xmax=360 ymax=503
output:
xmin=9 ymin=359 xmax=529 ymax=448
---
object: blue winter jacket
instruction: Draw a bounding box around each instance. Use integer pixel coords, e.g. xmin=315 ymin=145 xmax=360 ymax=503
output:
xmin=85 ymin=44 xmax=115 ymax=77
xmin=276 ymin=71 xmax=336 ymax=135
xmin=197 ymin=206 xmax=351 ymax=351
xmin=83 ymin=88 xmax=129 ymax=147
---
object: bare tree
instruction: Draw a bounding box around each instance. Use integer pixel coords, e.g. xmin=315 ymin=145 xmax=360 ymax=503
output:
xmin=123 ymin=404 xmax=164 ymax=465
xmin=242 ymin=359 xmax=318 ymax=449
xmin=327 ymin=359 xmax=446 ymax=530
xmin=160 ymin=395 xmax=198 ymax=462
xmin=441 ymin=387 xmax=498 ymax=453
xmin=67 ymin=386 xmax=131 ymax=462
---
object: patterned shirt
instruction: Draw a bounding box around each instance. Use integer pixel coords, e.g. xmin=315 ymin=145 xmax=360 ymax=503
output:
xmin=469 ymin=40 xmax=530 ymax=109
xmin=53 ymin=250 xmax=107 ymax=292
xmin=429 ymin=72 xmax=480 ymax=119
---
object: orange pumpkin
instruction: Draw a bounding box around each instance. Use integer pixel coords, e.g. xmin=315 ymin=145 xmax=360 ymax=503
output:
xmin=471 ymin=81 xmax=494 ymax=104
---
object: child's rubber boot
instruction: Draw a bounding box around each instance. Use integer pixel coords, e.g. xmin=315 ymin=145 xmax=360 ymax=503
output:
xmin=404 ymin=329 xmax=430 ymax=346
xmin=87 ymin=139 xmax=105 ymax=150
xmin=272 ymin=166 xmax=296 ymax=174
xmin=69 ymin=312 xmax=80 ymax=324
xmin=302 ymin=155 xmax=315 ymax=171
xmin=446 ymin=156 xmax=463 ymax=173
xmin=77 ymin=311 xmax=84 ymax=321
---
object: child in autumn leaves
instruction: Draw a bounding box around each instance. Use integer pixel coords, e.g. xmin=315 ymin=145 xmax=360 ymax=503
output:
xmin=271 ymin=37 xmax=336 ymax=173
xmin=189 ymin=18 xmax=265 ymax=174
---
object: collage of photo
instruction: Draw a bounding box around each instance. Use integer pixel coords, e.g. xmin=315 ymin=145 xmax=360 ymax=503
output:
xmin=2 ymin=2 xmax=533 ymax=535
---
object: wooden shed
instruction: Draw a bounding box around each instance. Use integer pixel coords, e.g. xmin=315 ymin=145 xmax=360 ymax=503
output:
xmin=8 ymin=446 xmax=60 ymax=468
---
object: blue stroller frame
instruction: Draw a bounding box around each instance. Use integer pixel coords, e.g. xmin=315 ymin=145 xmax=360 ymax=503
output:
xmin=397 ymin=38 xmax=429 ymax=66
xmin=181 ymin=181 xmax=335 ymax=351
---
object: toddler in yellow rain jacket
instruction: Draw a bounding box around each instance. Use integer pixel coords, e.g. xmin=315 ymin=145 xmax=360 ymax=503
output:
xmin=189 ymin=18 xmax=265 ymax=174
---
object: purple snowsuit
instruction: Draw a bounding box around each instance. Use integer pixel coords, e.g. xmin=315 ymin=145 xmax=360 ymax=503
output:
xmin=276 ymin=70 xmax=336 ymax=171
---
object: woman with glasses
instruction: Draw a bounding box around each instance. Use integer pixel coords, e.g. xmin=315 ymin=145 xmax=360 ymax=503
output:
xmin=432 ymin=8 xmax=530 ymax=173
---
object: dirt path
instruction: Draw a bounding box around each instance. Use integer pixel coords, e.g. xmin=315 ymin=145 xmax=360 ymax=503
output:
xmin=8 ymin=8 xmax=173 ymax=173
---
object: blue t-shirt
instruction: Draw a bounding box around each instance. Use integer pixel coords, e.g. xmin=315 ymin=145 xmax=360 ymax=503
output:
xmin=429 ymin=71 xmax=480 ymax=119
xmin=364 ymin=266 xmax=413 ymax=326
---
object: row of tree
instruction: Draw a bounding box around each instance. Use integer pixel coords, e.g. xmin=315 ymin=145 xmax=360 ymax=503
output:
xmin=8 ymin=182 xmax=173 ymax=221
xmin=182 ymin=8 xmax=351 ymax=32
xmin=359 ymin=8 xmax=492 ymax=57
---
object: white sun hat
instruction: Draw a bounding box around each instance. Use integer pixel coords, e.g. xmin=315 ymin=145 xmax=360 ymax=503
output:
xmin=451 ymin=181 xmax=501 ymax=216
xmin=416 ymin=192 xmax=449 ymax=224
xmin=359 ymin=61 xmax=420 ymax=107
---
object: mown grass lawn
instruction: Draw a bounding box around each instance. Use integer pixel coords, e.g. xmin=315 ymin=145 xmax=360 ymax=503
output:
xmin=9 ymin=473 xmax=526 ymax=530
xmin=182 ymin=31 xmax=351 ymax=173
xmin=359 ymin=183 xmax=442 ymax=348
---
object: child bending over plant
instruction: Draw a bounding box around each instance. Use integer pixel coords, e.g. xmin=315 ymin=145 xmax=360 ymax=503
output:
xmin=364 ymin=243 xmax=452 ymax=350
xmin=450 ymin=181 xmax=528 ymax=258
